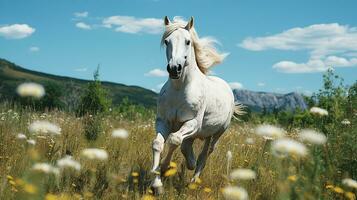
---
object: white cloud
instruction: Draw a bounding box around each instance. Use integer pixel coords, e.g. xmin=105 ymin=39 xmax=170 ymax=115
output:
xmin=145 ymin=68 xmax=167 ymax=77
xmin=239 ymin=23 xmax=357 ymax=73
xmin=29 ymin=46 xmax=39 ymax=52
xmin=0 ymin=24 xmax=35 ymax=39
xmin=229 ymin=82 xmax=244 ymax=90
xmin=74 ymin=11 xmax=88 ymax=18
xmin=257 ymin=82 xmax=265 ymax=87
xmin=102 ymin=16 xmax=163 ymax=34
xmin=76 ymin=22 xmax=91 ymax=30
xmin=74 ymin=68 xmax=88 ymax=72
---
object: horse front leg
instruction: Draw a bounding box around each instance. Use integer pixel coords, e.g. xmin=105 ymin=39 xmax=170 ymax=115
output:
xmin=167 ymin=119 xmax=198 ymax=146
xmin=151 ymin=119 xmax=169 ymax=189
xmin=161 ymin=119 xmax=198 ymax=173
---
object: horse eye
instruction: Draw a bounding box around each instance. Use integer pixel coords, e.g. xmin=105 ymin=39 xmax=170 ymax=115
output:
xmin=186 ymin=40 xmax=191 ymax=45
xmin=164 ymin=40 xmax=169 ymax=46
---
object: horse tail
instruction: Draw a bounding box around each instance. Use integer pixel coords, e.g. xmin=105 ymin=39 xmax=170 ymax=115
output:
xmin=232 ymin=102 xmax=246 ymax=121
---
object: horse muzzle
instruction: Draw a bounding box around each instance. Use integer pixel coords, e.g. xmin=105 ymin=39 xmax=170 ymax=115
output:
xmin=167 ymin=64 xmax=182 ymax=79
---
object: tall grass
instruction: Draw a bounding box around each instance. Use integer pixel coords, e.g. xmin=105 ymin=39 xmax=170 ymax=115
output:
xmin=0 ymin=103 xmax=355 ymax=199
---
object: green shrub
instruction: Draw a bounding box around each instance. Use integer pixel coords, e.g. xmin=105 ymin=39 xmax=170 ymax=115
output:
xmin=76 ymin=66 xmax=111 ymax=117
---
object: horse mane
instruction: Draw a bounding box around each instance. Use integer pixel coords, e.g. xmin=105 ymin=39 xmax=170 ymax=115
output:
xmin=161 ymin=17 xmax=227 ymax=74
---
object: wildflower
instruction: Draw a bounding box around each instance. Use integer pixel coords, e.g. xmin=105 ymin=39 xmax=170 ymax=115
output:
xmin=333 ymin=186 xmax=344 ymax=194
xmin=29 ymin=121 xmax=61 ymax=135
xmin=32 ymin=163 xmax=59 ymax=175
xmin=310 ymin=107 xmax=328 ymax=116
xmin=271 ymin=138 xmax=308 ymax=158
xmin=111 ymin=128 xmax=129 ymax=139
xmin=255 ymin=124 xmax=285 ymax=140
xmin=298 ymin=129 xmax=327 ymax=145
xmin=326 ymin=184 xmax=334 ymax=189
xmin=142 ymin=194 xmax=155 ymax=200
xmin=188 ymin=183 xmax=198 ymax=190
xmin=27 ymin=139 xmax=36 ymax=145
xmin=23 ymin=183 xmax=38 ymax=194
xmin=203 ymin=187 xmax=212 ymax=193
xmin=169 ymin=161 xmax=177 ymax=168
xmin=16 ymin=133 xmax=27 ymax=140
xmin=221 ymin=186 xmax=248 ymax=200
xmin=288 ymin=175 xmax=297 ymax=182
xmin=81 ymin=148 xmax=108 ymax=160
xmin=230 ymin=168 xmax=256 ymax=180
xmin=164 ymin=168 xmax=177 ymax=177
xmin=342 ymin=178 xmax=357 ymax=189
xmin=194 ymin=177 xmax=202 ymax=184
xmin=57 ymin=156 xmax=81 ymax=171
xmin=16 ymin=82 xmax=45 ymax=98
xmin=341 ymin=119 xmax=351 ymax=125
xmin=131 ymin=172 xmax=139 ymax=177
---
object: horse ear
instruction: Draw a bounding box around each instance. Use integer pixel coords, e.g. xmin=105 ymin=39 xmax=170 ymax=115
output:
xmin=185 ymin=16 xmax=194 ymax=30
xmin=164 ymin=16 xmax=171 ymax=26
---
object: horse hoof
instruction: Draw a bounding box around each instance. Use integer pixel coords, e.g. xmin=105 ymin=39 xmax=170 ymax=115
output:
xmin=151 ymin=185 xmax=164 ymax=195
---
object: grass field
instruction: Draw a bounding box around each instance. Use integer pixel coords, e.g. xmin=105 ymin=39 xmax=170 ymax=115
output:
xmin=0 ymin=101 xmax=356 ymax=200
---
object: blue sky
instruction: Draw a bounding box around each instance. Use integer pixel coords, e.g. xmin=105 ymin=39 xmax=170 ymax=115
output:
xmin=1 ymin=0 xmax=357 ymax=94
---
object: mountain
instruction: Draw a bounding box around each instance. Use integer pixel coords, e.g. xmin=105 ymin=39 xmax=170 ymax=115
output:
xmin=0 ymin=58 xmax=157 ymax=109
xmin=233 ymin=89 xmax=308 ymax=112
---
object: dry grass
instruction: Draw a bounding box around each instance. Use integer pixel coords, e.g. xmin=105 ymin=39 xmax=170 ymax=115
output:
xmin=0 ymin=106 xmax=355 ymax=200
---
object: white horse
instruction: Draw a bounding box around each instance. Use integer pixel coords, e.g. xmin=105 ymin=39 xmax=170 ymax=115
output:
xmin=151 ymin=16 xmax=242 ymax=190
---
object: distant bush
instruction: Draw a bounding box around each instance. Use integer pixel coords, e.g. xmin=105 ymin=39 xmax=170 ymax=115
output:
xmin=76 ymin=66 xmax=111 ymax=117
xmin=77 ymin=66 xmax=111 ymax=141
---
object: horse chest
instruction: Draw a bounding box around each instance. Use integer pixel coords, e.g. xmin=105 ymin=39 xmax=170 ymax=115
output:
xmin=159 ymin=90 xmax=201 ymax=124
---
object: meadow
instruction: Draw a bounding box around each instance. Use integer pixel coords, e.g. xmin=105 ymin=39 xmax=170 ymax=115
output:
xmin=0 ymin=70 xmax=356 ymax=200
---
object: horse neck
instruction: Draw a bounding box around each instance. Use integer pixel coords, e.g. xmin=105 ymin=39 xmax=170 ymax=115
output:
xmin=170 ymin=48 xmax=203 ymax=90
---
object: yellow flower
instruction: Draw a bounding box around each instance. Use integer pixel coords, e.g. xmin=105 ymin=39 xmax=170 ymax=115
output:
xmin=188 ymin=183 xmax=198 ymax=190
xmin=194 ymin=177 xmax=202 ymax=184
xmin=325 ymin=184 xmax=334 ymax=189
xmin=345 ymin=192 xmax=356 ymax=200
xmin=164 ymin=168 xmax=177 ymax=177
xmin=45 ymin=193 xmax=58 ymax=200
xmin=131 ymin=172 xmax=139 ymax=177
xmin=288 ymin=175 xmax=297 ymax=182
xmin=24 ymin=184 xmax=37 ymax=194
xmin=169 ymin=161 xmax=177 ymax=168
xmin=333 ymin=186 xmax=344 ymax=194
xmin=9 ymin=180 xmax=16 ymax=186
xmin=142 ymin=194 xmax=155 ymax=200
xmin=133 ymin=179 xmax=139 ymax=184
xmin=203 ymin=187 xmax=212 ymax=193
xmin=7 ymin=175 xmax=14 ymax=180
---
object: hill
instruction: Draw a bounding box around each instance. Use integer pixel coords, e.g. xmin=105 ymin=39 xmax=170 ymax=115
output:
xmin=0 ymin=58 xmax=157 ymax=109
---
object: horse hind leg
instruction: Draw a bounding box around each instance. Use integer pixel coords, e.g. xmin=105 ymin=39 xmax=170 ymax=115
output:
xmin=192 ymin=131 xmax=223 ymax=182
xmin=181 ymin=138 xmax=196 ymax=170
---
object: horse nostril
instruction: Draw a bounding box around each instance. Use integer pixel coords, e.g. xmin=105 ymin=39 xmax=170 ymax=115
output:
xmin=177 ymin=64 xmax=182 ymax=71
xmin=184 ymin=56 xmax=187 ymax=59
